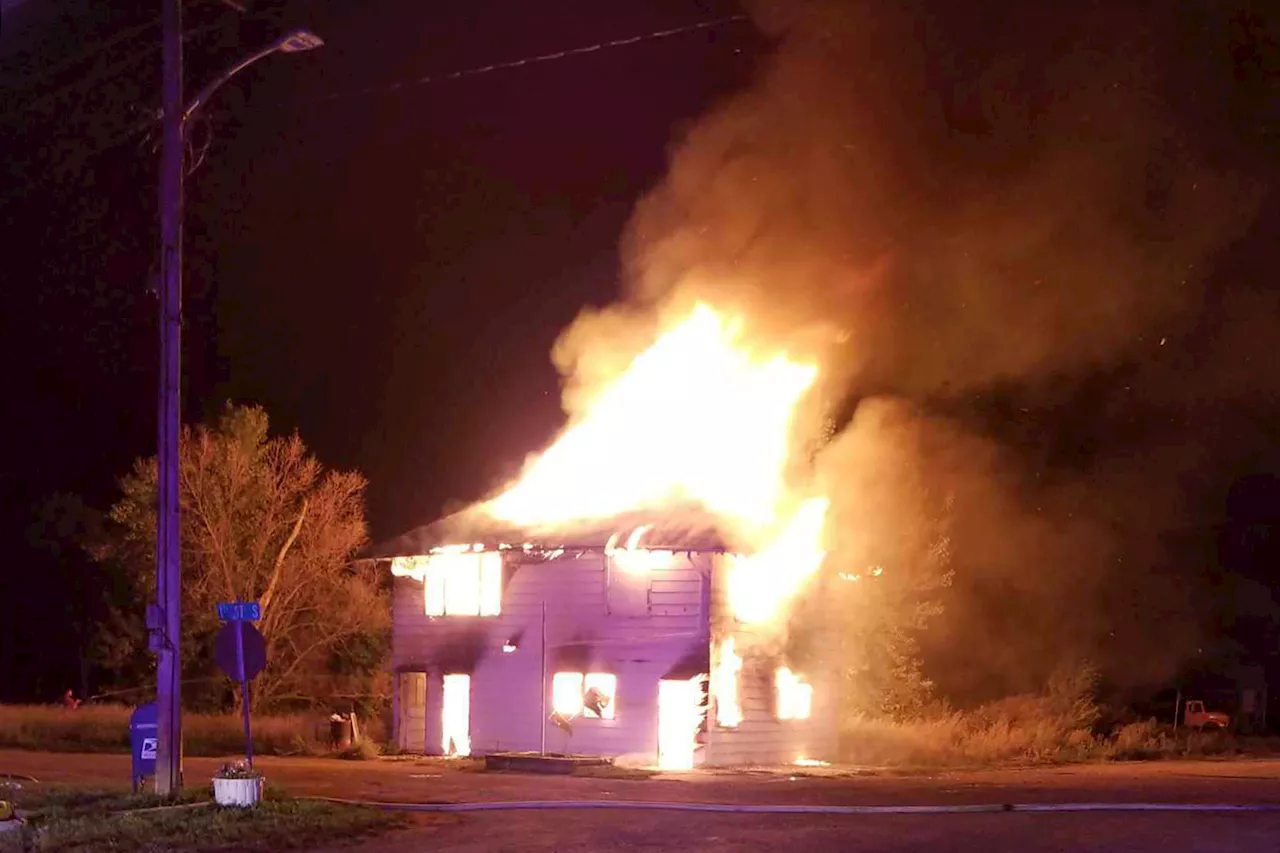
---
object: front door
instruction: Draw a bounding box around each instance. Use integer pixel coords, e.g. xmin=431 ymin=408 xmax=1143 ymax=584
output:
xmin=657 ymin=678 xmax=699 ymax=770
xmin=441 ymin=673 xmax=472 ymax=756
xmin=398 ymin=672 xmax=427 ymax=752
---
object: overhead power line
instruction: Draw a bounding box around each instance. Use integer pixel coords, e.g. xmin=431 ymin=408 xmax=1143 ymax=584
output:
xmin=2 ymin=0 xmax=247 ymax=97
xmin=2 ymin=13 xmax=752 ymax=206
xmin=305 ymin=13 xmax=749 ymax=105
xmin=1 ymin=21 xmax=224 ymax=126
xmin=0 ymin=17 xmax=159 ymax=97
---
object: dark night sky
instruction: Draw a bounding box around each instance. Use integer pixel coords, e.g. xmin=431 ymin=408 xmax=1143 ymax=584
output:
xmin=2 ymin=0 xmax=1279 ymax=703
xmin=1 ymin=0 xmax=759 ymax=532
xmin=0 ymin=0 xmax=760 ymax=697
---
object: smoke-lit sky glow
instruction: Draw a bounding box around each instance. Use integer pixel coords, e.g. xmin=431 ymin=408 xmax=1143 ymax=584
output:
xmin=468 ymin=0 xmax=1280 ymax=696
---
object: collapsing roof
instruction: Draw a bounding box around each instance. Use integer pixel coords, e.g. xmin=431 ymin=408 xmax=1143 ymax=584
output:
xmin=369 ymin=502 xmax=729 ymax=558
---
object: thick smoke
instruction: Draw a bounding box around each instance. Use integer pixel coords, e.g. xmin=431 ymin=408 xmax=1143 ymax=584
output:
xmin=551 ymin=0 xmax=1274 ymax=699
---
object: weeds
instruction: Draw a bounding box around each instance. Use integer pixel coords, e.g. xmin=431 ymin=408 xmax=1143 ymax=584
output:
xmin=338 ymin=738 xmax=382 ymax=761
xmin=0 ymin=704 xmax=384 ymax=757
xmin=839 ymin=668 xmax=1272 ymax=768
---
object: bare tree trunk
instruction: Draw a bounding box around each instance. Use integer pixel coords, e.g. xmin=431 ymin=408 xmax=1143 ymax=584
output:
xmin=260 ymin=499 xmax=307 ymax=628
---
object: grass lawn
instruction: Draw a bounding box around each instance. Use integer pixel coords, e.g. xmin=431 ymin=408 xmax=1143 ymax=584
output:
xmin=0 ymin=785 xmax=407 ymax=852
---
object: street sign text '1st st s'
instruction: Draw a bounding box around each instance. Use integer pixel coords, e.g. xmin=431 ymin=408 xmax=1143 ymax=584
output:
xmin=216 ymin=601 xmax=260 ymax=622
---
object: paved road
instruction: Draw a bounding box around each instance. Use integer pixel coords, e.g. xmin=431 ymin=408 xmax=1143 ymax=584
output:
xmin=4 ymin=750 xmax=1280 ymax=805
xmin=4 ymin=751 xmax=1280 ymax=851
xmin=323 ymin=810 xmax=1280 ymax=853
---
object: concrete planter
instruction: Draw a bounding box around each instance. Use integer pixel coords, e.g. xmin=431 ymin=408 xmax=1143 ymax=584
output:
xmin=212 ymin=776 xmax=264 ymax=807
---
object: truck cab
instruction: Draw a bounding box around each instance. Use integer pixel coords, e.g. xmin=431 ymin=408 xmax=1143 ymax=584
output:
xmin=1182 ymin=700 xmax=1230 ymax=730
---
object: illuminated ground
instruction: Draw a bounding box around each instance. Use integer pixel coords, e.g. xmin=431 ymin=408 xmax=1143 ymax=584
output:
xmin=3 ymin=751 xmax=1279 ymax=851
xmin=348 ymin=810 xmax=1280 ymax=853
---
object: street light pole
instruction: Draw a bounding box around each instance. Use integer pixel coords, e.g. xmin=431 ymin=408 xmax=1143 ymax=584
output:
xmin=152 ymin=7 xmax=322 ymax=796
xmin=154 ymin=0 xmax=184 ymax=799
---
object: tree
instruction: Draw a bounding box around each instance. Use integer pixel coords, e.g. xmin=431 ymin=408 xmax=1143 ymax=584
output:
xmin=790 ymin=398 xmax=956 ymax=718
xmin=26 ymin=493 xmax=114 ymax=699
xmin=93 ymin=404 xmax=388 ymax=710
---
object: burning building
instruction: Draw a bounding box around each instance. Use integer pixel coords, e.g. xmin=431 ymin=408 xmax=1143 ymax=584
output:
xmin=373 ymin=304 xmax=841 ymax=768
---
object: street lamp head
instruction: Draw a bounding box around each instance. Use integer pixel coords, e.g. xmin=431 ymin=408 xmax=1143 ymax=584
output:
xmin=277 ymin=30 xmax=324 ymax=53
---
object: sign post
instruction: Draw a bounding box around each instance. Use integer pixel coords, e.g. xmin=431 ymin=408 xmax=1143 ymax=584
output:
xmin=235 ymin=619 xmax=252 ymax=768
xmin=214 ymin=602 xmax=265 ymax=769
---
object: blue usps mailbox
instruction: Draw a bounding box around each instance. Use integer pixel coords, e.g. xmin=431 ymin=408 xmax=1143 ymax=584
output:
xmin=129 ymin=702 xmax=159 ymax=793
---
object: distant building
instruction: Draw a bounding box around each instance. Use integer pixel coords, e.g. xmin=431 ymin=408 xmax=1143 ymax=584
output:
xmin=370 ymin=510 xmax=839 ymax=768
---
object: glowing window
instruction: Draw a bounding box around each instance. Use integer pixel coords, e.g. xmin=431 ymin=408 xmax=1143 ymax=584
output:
xmin=424 ymin=565 xmax=446 ymax=617
xmin=552 ymin=672 xmax=584 ymax=716
xmin=478 ymin=553 xmax=502 ymax=616
xmin=441 ymin=673 xmax=471 ymax=756
xmin=552 ymin=672 xmax=617 ymax=720
xmin=583 ymin=673 xmax=617 ymax=720
xmin=442 ymin=552 xmax=478 ymax=615
xmin=713 ymin=637 xmax=742 ymax=727
xmin=775 ymin=667 xmax=813 ymax=720
xmin=422 ymin=552 xmax=502 ymax=616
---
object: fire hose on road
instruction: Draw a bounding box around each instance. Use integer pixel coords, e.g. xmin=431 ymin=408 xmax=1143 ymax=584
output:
xmin=307 ymin=797 xmax=1280 ymax=815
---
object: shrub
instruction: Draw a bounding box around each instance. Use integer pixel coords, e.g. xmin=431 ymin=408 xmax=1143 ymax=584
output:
xmin=841 ymin=690 xmax=1277 ymax=769
xmin=338 ymin=738 xmax=382 ymax=761
xmin=1109 ymin=719 xmax=1170 ymax=760
xmin=841 ymin=664 xmax=1108 ymax=768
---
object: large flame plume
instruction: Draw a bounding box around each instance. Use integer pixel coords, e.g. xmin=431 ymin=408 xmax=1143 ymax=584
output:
xmin=482 ymin=301 xmax=832 ymax=625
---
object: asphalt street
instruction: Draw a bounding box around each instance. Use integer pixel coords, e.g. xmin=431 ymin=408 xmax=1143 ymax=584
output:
xmin=3 ymin=751 xmax=1279 ymax=851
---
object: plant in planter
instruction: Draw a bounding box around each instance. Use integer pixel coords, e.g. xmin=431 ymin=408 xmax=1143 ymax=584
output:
xmin=212 ymin=761 xmax=265 ymax=807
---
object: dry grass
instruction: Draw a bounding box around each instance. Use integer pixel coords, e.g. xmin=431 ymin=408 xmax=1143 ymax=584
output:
xmin=841 ymin=711 xmax=1092 ymax=767
xmin=338 ymin=738 xmax=382 ymax=761
xmin=0 ymin=704 xmax=385 ymax=757
xmin=840 ymin=699 xmax=1263 ymax=769
xmin=836 ymin=666 xmax=1280 ymax=768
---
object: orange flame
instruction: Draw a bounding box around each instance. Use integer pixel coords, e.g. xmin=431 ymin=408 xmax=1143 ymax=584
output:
xmin=657 ymin=676 xmax=707 ymax=771
xmin=726 ymin=496 xmax=830 ymax=624
xmin=486 ymin=304 xmax=817 ymax=530
xmin=483 ymin=302 xmax=830 ymax=626
xmin=605 ymin=526 xmax=677 ymax=574
xmin=712 ymin=637 xmax=743 ymax=727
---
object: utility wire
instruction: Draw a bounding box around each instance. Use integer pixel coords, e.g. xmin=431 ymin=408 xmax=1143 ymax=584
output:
xmin=304 ymin=13 xmax=748 ymax=105
xmin=3 ymin=13 xmax=751 ymax=205
xmin=2 ymin=22 xmax=225 ymax=125
xmin=2 ymin=0 xmax=246 ymax=97
xmin=0 ymin=17 xmax=159 ymax=97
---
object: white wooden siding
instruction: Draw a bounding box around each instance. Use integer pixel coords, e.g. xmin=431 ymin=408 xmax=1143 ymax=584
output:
xmin=392 ymin=552 xmax=711 ymax=761
xmin=390 ymin=548 xmax=839 ymax=766
xmin=702 ymin=655 xmax=840 ymax=765
xmin=701 ymin=554 xmax=840 ymax=766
